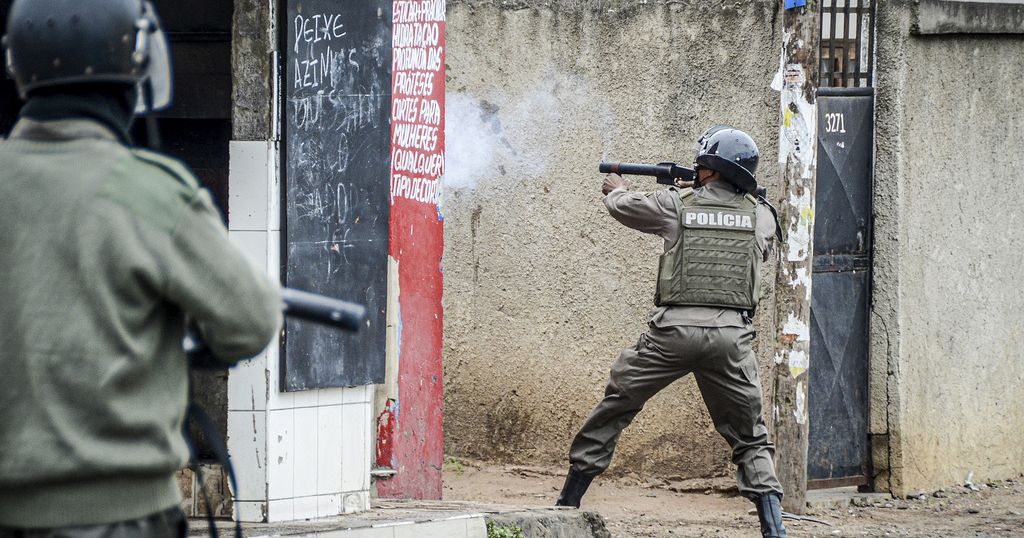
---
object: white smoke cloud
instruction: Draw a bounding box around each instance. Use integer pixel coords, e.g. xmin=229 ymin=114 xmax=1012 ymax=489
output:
xmin=441 ymin=93 xmax=502 ymax=190
xmin=442 ymin=75 xmax=606 ymax=191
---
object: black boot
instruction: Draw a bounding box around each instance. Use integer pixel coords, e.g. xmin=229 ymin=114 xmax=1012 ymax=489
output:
xmin=752 ymin=493 xmax=788 ymax=538
xmin=555 ymin=468 xmax=595 ymax=508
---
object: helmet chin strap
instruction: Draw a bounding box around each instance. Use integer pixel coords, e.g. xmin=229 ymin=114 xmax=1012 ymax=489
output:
xmin=141 ymin=82 xmax=162 ymax=150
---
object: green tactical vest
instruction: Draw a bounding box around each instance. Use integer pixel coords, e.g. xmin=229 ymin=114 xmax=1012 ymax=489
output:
xmin=655 ymin=188 xmax=762 ymax=310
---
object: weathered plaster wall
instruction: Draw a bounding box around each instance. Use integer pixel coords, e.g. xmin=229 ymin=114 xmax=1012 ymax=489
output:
xmin=875 ymin=2 xmax=1024 ymax=495
xmin=442 ymin=0 xmax=782 ymax=479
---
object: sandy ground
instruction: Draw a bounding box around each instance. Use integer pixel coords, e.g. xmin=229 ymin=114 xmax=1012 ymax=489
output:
xmin=442 ymin=460 xmax=1024 ymax=537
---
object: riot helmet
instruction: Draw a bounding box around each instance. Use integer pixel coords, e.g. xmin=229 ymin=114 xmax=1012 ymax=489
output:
xmin=693 ymin=126 xmax=759 ymax=193
xmin=3 ymin=0 xmax=173 ymax=113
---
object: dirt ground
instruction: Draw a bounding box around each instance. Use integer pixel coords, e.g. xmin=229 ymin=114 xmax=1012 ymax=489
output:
xmin=442 ymin=460 xmax=1024 ymax=537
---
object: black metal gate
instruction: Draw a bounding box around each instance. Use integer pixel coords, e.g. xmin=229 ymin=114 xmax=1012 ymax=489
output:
xmin=807 ymin=87 xmax=874 ymax=488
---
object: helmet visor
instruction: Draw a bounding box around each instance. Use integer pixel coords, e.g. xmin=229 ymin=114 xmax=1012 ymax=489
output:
xmin=135 ymin=2 xmax=173 ymax=113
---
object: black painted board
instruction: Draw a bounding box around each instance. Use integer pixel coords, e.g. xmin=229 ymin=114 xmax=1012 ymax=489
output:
xmin=283 ymin=0 xmax=390 ymax=391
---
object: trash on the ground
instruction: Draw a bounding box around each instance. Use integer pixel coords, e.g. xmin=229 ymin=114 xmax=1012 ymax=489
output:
xmin=965 ymin=470 xmax=981 ymax=491
xmin=781 ymin=512 xmax=834 ymax=526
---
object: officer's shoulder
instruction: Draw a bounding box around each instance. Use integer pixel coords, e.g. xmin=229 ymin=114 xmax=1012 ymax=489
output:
xmin=676 ymin=187 xmax=696 ymax=200
xmin=128 ymin=148 xmax=201 ymax=191
xmin=97 ymin=149 xmax=203 ymax=233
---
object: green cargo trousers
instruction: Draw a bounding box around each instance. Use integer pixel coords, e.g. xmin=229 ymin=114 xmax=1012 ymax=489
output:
xmin=568 ymin=323 xmax=784 ymax=499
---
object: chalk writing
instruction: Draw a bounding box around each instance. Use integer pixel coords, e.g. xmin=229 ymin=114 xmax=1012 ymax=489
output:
xmin=284 ymin=0 xmax=392 ymax=390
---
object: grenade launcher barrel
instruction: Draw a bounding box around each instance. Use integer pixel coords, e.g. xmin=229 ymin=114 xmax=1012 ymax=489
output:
xmin=599 ymin=161 xmax=768 ymax=199
xmin=599 ymin=161 xmax=695 ymax=185
xmin=184 ymin=288 xmax=366 ymax=365
xmin=281 ymin=287 xmax=366 ymax=332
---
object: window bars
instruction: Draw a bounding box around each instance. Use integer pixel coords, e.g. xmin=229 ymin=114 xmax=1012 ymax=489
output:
xmin=819 ymin=0 xmax=877 ymax=87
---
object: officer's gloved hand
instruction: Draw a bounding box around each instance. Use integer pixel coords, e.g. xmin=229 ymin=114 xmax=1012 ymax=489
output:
xmin=602 ymin=173 xmax=630 ymax=195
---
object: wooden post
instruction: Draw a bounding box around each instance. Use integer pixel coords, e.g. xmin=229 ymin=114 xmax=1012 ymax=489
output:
xmin=771 ymin=0 xmax=820 ymax=515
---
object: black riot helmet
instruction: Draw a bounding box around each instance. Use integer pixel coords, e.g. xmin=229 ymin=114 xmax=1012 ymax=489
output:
xmin=3 ymin=0 xmax=173 ymax=113
xmin=693 ymin=126 xmax=760 ymax=194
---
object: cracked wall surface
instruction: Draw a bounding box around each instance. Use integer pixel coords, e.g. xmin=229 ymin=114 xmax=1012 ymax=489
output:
xmin=442 ymin=0 xmax=783 ymax=479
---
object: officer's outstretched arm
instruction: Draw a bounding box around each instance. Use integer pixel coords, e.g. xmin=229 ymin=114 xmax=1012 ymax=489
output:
xmin=603 ymin=188 xmax=678 ymax=239
xmin=163 ymin=189 xmax=282 ymax=362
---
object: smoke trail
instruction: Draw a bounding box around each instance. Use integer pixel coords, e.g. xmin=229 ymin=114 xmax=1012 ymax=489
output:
xmin=441 ymin=93 xmax=502 ymax=190
xmin=442 ymin=76 xmax=614 ymax=191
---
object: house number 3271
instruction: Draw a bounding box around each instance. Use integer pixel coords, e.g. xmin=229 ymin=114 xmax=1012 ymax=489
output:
xmin=825 ymin=112 xmax=846 ymax=134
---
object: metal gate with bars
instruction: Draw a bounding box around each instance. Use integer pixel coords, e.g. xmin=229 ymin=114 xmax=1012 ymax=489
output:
xmin=807 ymin=0 xmax=877 ymax=489
xmin=819 ymin=0 xmax=877 ymax=88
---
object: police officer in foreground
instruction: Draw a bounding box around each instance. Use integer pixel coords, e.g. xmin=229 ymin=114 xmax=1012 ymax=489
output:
xmin=556 ymin=127 xmax=788 ymax=538
xmin=0 ymin=1 xmax=281 ymax=535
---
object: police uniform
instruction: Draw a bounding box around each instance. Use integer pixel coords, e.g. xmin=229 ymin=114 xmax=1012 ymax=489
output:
xmin=568 ymin=181 xmax=783 ymax=498
xmin=0 ymin=1 xmax=281 ymax=533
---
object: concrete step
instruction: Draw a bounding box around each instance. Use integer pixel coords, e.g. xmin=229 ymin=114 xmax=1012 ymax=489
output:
xmin=190 ymin=500 xmax=608 ymax=538
xmin=805 ymin=487 xmax=893 ymax=510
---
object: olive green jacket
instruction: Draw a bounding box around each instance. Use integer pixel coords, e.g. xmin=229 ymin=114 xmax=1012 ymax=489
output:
xmin=0 ymin=119 xmax=281 ymax=527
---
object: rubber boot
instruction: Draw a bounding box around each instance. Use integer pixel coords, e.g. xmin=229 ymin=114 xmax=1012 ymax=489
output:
xmin=752 ymin=493 xmax=788 ymax=538
xmin=555 ymin=468 xmax=595 ymax=508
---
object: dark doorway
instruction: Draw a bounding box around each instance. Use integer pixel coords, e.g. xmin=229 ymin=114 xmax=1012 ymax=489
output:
xmin=807 ymin=87 xmax=874 ymax=489
xmin=145 ymin=0 xmax=234 ymax=460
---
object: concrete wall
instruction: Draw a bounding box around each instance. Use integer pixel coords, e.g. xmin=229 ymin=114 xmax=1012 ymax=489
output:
xmin=873 ymin=1 xmax=1024 ymax=495
xmin=442 ymin=0 xmax=783 ymax=479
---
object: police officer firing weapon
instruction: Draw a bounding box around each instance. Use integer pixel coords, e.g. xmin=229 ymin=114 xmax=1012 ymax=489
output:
xmin=556 ymin=127 xmax=788 ymax=538
xmin=0 ymin=1 xmax=360 ymax=535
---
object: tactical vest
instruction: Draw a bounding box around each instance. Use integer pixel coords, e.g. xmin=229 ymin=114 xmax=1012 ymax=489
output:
xmin=655 ymin=188 xmax=762 ymax=310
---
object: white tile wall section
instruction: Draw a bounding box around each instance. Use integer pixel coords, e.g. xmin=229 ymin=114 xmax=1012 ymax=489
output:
xmin=266 ymin=227 xmax=281 ymax=280
xmin=232 ymin=501 xmax=267 ymax=523
xmin=267 ymin=498 xmax=294 ymax=523
xmin=293 ymin=494 xmax=318 ymax=521
xmin=317 ymin=406 xmax=344 ymax=495
xmin=267 ymin=408 xmax=295 ymax=501
xmin=293 ymin=407 xmax=319 ymax=498
xmin=319 ymin=387 xmax=348 ymax=407
xmin=267 ymin=142 xmax=281 ymax=232
xmin=343 ymin=385 xmax=373 ymax=405
xmin=291 ymin=388 xmax=319 ymax=409
xmin=226 ymin=410 xmax=267 ymax=501
xmin=228 ymin=355 xmax=267 ymax=412
xmin=317 ymin=493 xmax=342 ymax=518
xmin=342 ymin=491 xmax=370 ymax=514
xmin=266 ymin=381 xmax=294 ymax=411
xmin=228 ymin=230 xmax=269 ymax=273
xmin=228 ymin=141 xmax=271 ymax=232
xmin=341 ymin=403 xmax=369 ymax=494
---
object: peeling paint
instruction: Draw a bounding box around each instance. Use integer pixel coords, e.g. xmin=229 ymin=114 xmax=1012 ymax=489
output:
xmin=788 ymin=349 xmax=809 ymax=378
xmin=789 ymin=266 xmax=812 ymax=300
xmin=375 ymin=398 xmax=399 ymax=469
xmin=782 ymin=314 xmax=810 ymax=342
xmin=786 ymin=190 xmax=814 ymax=262
xmin=793 ymin=380 xmax=807 ymax=424
xmin=775 ymin=26 xmax=817 ymax=180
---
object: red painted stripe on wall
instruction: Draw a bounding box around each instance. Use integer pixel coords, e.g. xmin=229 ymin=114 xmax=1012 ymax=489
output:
xmin=381 ymin=0 xmax=446 ymax=499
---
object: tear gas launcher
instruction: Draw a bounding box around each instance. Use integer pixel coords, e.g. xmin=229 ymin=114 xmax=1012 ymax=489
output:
xmin=599 ymin=161 xmax=695 ymax=185
xmin=185 ymin=288 xmax=367 ymax=367
xmin=599 ymin=161 xmax=767 ymax=199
